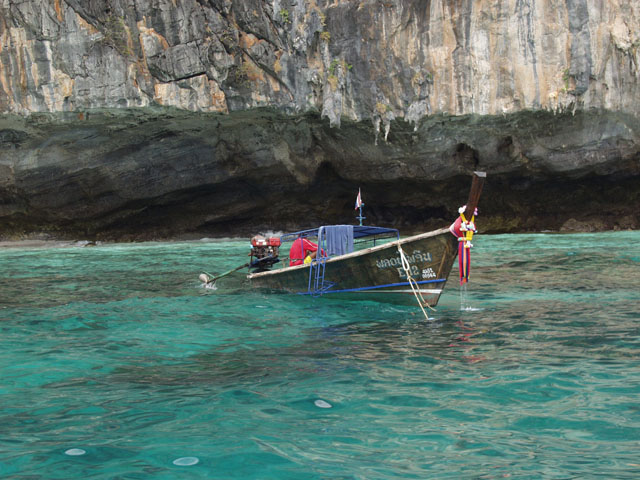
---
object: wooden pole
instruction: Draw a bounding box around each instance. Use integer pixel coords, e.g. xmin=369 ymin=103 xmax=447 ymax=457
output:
xmin=201 ymin=262 xmax=250 ymax=284
xmin=462 ymin=171 xmax=486 ymax=219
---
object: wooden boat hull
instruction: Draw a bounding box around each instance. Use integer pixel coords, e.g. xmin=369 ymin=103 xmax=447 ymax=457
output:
xmin=248 ymin=227 xmax=459 ymax=306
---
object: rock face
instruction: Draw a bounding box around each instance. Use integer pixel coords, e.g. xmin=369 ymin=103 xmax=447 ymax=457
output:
xmin=0 ymin=0 xmax=639 ymax=239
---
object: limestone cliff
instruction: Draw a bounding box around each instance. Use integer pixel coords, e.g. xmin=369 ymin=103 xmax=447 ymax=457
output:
xmin=0 ymin=0 xmax=639 ymax=239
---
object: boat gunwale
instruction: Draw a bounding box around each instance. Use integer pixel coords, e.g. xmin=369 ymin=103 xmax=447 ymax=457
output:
xmin=247 ymin=226 xmax=451 ymax=279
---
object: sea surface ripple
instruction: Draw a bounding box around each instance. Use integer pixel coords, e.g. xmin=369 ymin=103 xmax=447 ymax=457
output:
xmin=0 ymin=232 xmax=639 ymax=479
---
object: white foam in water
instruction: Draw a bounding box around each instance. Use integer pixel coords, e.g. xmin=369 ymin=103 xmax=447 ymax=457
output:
xmin=459 ymin=284 xmax=474 ymax=311
xmin=203 ymin=283 xmax=217 ymax=290
xmin=459 ymin=284 xmax=484 ymax=311
xmin=462 ymin=306 xmax=483 ymax=312
xmin=173 ymin=457 xmax=199 ymax=466
xmin=64 ymin=448 xmax=86 ymax=456
xmin=314 ymin=399 xmax=332 ymax=409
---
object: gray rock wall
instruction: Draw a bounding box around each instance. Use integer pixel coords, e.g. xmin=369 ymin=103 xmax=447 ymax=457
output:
xmin=2 ymin=1 xmax=638 ymax=119
xmin=0 ymin=0 xmax=639 ymax=239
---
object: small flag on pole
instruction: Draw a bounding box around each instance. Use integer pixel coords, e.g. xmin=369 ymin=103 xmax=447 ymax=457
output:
xmin=354 ymin=189 xmax=363 ymax=210
xmin=355 ymin=188 xmax=365 ymax=225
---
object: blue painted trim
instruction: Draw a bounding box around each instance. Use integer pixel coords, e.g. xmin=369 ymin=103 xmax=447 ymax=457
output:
xmin=297 ymin=278 xmax=447 ymax=296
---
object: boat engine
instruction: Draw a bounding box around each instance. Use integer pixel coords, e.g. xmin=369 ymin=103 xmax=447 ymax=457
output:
xmin=249 ymin=235 xmax=281 ymax=271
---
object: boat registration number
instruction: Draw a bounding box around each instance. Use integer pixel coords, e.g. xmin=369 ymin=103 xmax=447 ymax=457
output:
xmin=396 ymin=266 xmax=437 ymax=280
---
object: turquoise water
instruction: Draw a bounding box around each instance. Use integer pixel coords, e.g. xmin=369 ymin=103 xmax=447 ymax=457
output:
xmin=1 ymin=232 xmax=639 ymax=479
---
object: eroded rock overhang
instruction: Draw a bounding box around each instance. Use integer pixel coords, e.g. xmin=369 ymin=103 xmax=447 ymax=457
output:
xmin=0 ymin=107 xmax=638 ymax=240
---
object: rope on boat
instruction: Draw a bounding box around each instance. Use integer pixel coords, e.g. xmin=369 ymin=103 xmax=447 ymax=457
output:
xmin=397 ymin=243 xmax=434 ymax=321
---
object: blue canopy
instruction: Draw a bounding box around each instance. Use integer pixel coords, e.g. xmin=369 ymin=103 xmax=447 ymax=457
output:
xmin=279 ymin=225 xmax=399 ymax=243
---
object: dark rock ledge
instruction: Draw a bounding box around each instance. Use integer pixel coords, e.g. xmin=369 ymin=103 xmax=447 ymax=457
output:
xmin=1 ymin=107 xmax=638 ymax=241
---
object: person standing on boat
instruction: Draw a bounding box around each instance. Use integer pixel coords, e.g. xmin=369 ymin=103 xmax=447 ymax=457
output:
xmin=289 ymin=237 xmax=323 ymax=266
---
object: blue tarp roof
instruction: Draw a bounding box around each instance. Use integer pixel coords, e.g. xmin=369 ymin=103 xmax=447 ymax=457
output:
xmin=280 ymin=225 xmax=399 ymax=243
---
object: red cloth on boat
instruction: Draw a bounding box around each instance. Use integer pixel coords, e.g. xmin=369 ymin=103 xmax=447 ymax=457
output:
xmin=289 ymin=238 xmax=321 ymax=266
xmin=450 ymin=216 xmax=471 ymax=284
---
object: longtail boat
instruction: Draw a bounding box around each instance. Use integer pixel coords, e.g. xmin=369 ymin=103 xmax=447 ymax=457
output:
xmin=200 ymin=172 xmax=485 ymax=307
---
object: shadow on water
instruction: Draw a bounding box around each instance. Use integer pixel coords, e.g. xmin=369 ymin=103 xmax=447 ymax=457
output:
xmin=82 ymin=289 xmax=640 ymax=392
xmin=97 ymin=305 xmax=471 ymax=388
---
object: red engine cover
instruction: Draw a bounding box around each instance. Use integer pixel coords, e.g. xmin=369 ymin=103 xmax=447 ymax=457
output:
xmin=251 ymin=235 xmax=267 ymax=247
xmin=267 ymin=237 xmax=281 ymax=247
